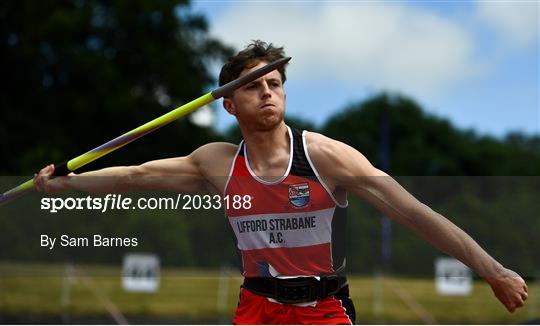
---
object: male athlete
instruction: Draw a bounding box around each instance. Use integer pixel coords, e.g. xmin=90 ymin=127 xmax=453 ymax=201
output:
xmin=35 ymin=41 xmax=528 ymax=324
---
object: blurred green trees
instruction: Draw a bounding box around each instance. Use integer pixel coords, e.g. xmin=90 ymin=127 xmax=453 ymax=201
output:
xmin=1 ymin=0 xmax=231 ymax=174
xmin=323 ymin=93 xmax=540 ymax=176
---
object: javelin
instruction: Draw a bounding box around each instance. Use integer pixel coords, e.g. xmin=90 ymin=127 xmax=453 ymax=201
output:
xmin=0 ymin=57 xmax=292 ymax=206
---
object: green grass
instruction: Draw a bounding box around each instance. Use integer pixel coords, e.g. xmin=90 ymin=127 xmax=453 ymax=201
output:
xmin=348 ymin=276 xmax=536 ymax=324
xmin=0 ymin=262 xmax=537 ymax=324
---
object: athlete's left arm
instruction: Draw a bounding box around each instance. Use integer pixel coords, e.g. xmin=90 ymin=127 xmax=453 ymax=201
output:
xmin=306 ymin=132 xmax=528 ymax=312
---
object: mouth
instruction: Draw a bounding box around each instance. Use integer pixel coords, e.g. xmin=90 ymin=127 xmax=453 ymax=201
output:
xmin=260 ymin=103 xmax=275 ymax=109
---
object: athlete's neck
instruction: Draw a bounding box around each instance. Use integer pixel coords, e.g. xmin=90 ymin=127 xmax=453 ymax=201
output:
xmin=241 ymin=123 xmax=290 ymax=178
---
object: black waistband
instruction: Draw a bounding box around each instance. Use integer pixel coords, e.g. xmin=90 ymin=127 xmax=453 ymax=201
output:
xmin=243 ymin=276 xmax=348 ymax=304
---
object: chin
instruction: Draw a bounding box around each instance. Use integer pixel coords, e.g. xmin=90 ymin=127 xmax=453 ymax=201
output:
xmin=237 ymin=110 xmax=285 ymax=132
xmin=258 ymin=112 xmax=285 ymax=130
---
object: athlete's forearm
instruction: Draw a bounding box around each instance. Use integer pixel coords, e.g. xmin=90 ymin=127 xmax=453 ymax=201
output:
xmin=355 ymin=176 xmax=505 ymax=280
xmin=405 ymin=203 xmax=505 ymax=280
xmin=52 ymin=166 xmax=141 ymax=194
xmin=398 ymin=202 xmax=529 ymax=312
xmin=79 ymin=166 xmax=137 ymax=177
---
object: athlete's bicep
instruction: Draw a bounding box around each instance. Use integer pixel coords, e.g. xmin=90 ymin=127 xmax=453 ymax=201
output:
xmin=307 ymin=133 xmax=383 ymax=189
xmin=133 ymin=155 xmax=207 ymax=192
xmin=351 ymin=172 xmax=428 ymax=227
xmin=139 ymin=156 xmax=201 ymax=176
xmin=309 ymin=135 xmax=421 ymax=227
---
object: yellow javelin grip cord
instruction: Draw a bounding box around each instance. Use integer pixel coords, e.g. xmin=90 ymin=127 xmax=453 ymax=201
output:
xmin=0 ymin=57 xmax=291 ymax=206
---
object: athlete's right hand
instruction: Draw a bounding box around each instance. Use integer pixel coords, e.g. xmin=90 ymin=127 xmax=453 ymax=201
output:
xmin=34 ymin=164 xmax=65 ymax=194
xmin=486 ymin=267 xmax=528 ymax=312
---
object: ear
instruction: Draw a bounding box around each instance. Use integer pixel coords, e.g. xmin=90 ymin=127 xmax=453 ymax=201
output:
xmin=223 ymin=98 xmax=236 ymax=116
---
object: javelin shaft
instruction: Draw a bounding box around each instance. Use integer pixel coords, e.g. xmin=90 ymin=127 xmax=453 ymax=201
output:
xmin=0 ymin=57 xmax=292 ymax=205
xmin=63 ymin=92 xmax=215 ymax=174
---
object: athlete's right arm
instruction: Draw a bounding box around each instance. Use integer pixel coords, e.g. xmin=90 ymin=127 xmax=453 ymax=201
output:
xmin=33 ymin=144 xmax=226 ymax=194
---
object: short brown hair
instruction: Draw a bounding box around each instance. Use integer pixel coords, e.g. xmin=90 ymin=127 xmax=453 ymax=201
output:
xmin=218 ymin=40 xmax=287 ymax=88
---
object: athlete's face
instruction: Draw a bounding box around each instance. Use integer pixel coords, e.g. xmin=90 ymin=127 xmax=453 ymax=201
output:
xmin=223 ymin=61 xmax=286 ymax=131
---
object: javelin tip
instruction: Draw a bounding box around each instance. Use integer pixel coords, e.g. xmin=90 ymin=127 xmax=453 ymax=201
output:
xmin=211 ymin=56 xmax=292 ymax=99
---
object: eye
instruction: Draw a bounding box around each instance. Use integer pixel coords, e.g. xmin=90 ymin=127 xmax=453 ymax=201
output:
xmin=270 ymin=81 xmax=281 ymax=88
xmin=246 ymin=83 xmax=257 ymax=90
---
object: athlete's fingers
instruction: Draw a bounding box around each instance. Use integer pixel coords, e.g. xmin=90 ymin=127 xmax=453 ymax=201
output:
xmin=38 ymin=164 xmax=53 ymax=177
xmin=34 ymin=164 xmax=55 ymax=193
xmin=507 ymin=297 xmax=521 ymax=312
xmin=35 ymin=172 xmax=45 ymax=190
xmin=38 ymin=166 xmax=48 ymax=175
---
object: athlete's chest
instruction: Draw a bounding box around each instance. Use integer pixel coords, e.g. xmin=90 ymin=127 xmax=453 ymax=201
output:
xmin=225 ymin=174 xmax=335 ymax=217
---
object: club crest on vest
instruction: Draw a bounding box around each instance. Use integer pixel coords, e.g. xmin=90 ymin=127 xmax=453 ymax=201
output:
xmin=288 ymin=183 xmax=310 ymax=208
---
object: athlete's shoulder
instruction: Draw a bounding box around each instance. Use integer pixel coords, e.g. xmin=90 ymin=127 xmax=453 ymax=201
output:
xmin=303 ymin=131 xmax=374 ymax=177
xmin=194 ymin=142 xmax=238 ymax=156
xmin=191 ymin=142 xmax=239 ymax=176
xmin=303 ymin=131 xmax=349 ymax=158
xmin=192 ymin=142 xmax=238 ymax=163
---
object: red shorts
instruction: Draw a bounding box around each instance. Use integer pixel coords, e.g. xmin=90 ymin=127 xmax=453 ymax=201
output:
xmin=233 ymin=285 xmax=356 ymax=325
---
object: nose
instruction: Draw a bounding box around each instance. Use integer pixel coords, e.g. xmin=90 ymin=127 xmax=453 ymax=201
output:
xmin=261 ymin=81 xmax=272 ymax=99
